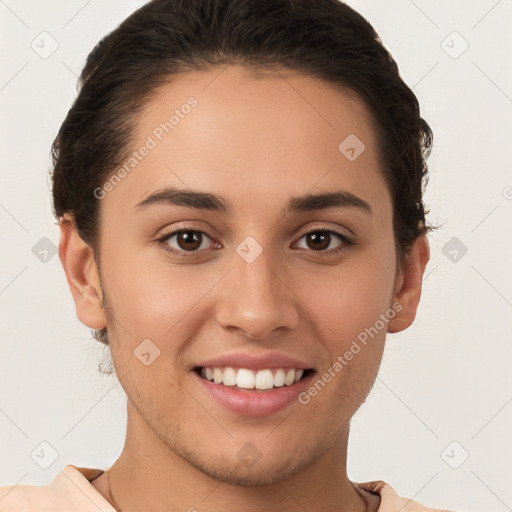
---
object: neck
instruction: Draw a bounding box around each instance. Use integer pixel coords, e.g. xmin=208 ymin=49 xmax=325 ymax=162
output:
xmin=96 ymin=402 xmax=378 ymax=512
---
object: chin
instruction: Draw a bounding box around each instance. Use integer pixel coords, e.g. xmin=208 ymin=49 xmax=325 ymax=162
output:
xmin=195 ymin=460 xmax=301 ymax=487
xmin=182 ymin=444 xmax=321 ymax=487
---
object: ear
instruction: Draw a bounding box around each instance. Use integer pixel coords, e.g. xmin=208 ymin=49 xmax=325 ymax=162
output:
xmin=58 ymin=213 xmax=107 ymax=330
xmin=387 ymin=234 xmax=430 ymax=333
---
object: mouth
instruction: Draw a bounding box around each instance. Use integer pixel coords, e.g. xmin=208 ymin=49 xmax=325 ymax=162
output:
xmin=191 ymin=352 xmax=317 ymax=416
xmin=194 ymin=366 xmax=315 ymax=393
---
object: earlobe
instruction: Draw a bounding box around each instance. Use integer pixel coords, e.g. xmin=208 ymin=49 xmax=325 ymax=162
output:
xmin=387 ymin=235 xmax=430 ymax=334
xmin=58 ymin=214 xmax=107 ymax=330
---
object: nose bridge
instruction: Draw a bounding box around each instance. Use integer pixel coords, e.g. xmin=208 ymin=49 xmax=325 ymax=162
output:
xmin=215 ymin=239 xmax=299 ymax=339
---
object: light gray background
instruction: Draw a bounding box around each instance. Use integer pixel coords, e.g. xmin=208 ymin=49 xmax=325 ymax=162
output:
xmin=1 ymin=1 xmax=511 ymax=511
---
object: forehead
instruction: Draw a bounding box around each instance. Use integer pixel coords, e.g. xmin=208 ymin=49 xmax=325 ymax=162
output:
xmin=100 ymin=64 xmax=389 ymax=218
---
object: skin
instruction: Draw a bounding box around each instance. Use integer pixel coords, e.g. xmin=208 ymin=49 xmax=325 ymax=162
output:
xmin=59 ymin=64 xmax=429 ymax=512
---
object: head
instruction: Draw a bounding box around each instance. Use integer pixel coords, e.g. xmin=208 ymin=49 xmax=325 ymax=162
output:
xmin=53 ymin=0 xmax=432 ymax=486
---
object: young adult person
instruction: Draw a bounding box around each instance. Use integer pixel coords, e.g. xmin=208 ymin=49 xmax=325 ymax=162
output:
xmin=0 ymin=1 xmax=457 ymax=510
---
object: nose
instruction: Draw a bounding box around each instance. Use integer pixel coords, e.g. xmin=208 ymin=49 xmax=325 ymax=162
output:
xmin=215 ymin=248 xmax=300 ymax=341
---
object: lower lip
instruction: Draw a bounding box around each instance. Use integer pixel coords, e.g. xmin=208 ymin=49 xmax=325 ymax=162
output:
xmin=193 ymin=370 xmax=315 ymax=417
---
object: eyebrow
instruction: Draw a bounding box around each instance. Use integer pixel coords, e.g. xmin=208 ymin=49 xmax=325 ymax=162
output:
xmin=132 ymin=187 xmax=372 ymax=216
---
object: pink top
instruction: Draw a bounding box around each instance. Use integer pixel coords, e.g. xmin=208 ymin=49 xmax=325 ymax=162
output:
xmin=0 ymin=464 xmax=457 ymax=511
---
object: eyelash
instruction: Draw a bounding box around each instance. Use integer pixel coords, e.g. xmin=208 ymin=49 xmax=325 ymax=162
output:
xmin=155 ymin=227 xmax=355 ymax=258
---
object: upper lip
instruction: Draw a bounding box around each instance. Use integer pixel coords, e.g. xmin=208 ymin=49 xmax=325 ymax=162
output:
xmin=195 ymin=351 xmax=314 ymax=371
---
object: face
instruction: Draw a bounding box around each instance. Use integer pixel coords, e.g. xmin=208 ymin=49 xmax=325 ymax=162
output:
xmin=68 ymin=64 xmax=417 ymax=485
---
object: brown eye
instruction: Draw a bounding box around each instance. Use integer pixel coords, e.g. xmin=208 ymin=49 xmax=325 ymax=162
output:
xmin=305 ymin=231 xmax=331 ymax=251
xmin=175 ymin=230 xmax=203 ymax=251
xmin=158 ymin=229 xmax=215 ymax=254
xmin=296 ymin=230 xmax=348 ymax=252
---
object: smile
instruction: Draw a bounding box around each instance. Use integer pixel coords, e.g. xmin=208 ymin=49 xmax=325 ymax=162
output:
xmin=198 ymin=366 xmax=313 ymax=391
xmin=193 ymin=365 xmax=316 ymax=416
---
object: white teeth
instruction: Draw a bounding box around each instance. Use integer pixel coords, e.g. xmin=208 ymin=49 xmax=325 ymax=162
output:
xmin=213 ymin=368 xmax=223 ymax=384
xmin=255 ymin=369 xmax=274 ymax=390
xmin=223 ymin=367 xmax=237 ymax=386
xmin=237 ymin=368 xmax=255 ymax=389
xmin=273 ymin=368 xmax=285 ymax=387
xmin=284 ymin=369 xmax=295 ymax=386
xmin=200 ymin=366 xmax=308 ymax=389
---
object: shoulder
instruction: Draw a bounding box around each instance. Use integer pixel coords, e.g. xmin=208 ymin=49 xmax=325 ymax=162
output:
xmin=0 ymin=465 xmax=115 ymax=512
xmin=357 ymin=479 xmax=460 ymax=512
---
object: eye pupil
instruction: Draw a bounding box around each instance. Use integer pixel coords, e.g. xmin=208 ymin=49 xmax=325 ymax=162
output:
xmin=307 ymin=231 xmax=330 ymax=251
xmin=178 ymin=231 xmax=201 ymax=251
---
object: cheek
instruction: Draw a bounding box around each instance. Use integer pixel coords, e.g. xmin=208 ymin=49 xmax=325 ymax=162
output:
xmin=303 ymin=249 xmax=396 ymax=337
xmin=101 ymin=243 xmax=217 ymax=339
xmin=298 ymin=263 xmax=392 ymax=420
